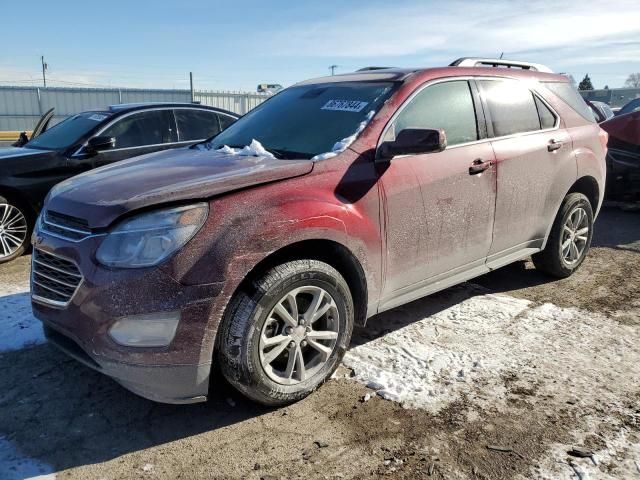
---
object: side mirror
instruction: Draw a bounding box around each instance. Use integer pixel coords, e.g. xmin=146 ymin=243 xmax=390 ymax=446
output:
xmin=378 ymin=128 xmax=447 ymax=160
xmin=86 ymin=136 xmax=116 ymax=153
xmin=12 ymin=132 xmax=30 ymax=147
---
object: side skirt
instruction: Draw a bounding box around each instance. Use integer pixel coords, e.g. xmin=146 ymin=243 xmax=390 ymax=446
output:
xmin=375 ymin=242 xmax=543 ymax=316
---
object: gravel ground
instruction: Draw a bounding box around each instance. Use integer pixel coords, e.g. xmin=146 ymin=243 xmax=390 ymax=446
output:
xmin=0 ymin=205 xmax=638 ymax=480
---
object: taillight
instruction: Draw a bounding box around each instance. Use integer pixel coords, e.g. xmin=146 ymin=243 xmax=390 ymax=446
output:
xmin=598 ymin=128 xmax=608 ymax=152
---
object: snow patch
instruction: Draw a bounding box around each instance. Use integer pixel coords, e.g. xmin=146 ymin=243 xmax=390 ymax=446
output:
xmin=344 ymin=289 xmax=640 ymax=413
xmin=344 ymin=293 xmax=531 ymax=410
xmin=0 ymin=279 xmax=45 ymax=352
xmin=311 ymin=110 xmax=375 ymax=160
xmin=0 ymin=436 xmax=55 ymax=480
xmin=216 ymin=139 xmax=275 ymax=159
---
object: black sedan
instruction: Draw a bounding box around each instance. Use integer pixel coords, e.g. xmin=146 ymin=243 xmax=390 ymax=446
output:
xmin=0 ymin=103 xmax=238 ymax=263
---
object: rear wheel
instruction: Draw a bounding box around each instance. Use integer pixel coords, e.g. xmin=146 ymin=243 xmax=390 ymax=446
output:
xmin=532 ymin=192 xmax=593 ymax=278
xmin=0 ymin=196 xmax=30 ymax=264
xmin=217 ymin=260 xmax=354 ymax=406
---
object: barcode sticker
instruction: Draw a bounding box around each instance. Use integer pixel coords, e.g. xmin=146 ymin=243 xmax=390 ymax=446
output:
xmin=321 ymin=100 xmax=369 ymax=112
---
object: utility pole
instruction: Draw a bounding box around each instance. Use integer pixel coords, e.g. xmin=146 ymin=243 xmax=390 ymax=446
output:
xmin=329 ymin=65 xmax=338 ymax=76
xmin=189 ymin=72 xmax=194 ymax=103
xmin=41 ymin=56 xmax=48 ymax=88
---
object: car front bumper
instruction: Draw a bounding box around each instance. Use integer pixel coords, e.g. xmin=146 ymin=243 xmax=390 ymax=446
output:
xmin=31 ymin=231 xmax=224 ymax=404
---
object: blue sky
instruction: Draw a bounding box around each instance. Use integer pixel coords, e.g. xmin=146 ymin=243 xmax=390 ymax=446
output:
xmin=1 ymin=0 xmax=639 ymax=91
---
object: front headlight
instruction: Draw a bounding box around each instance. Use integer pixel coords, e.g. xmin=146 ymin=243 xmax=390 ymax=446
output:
xmin=96 ymin=203 xmax=208 ymax=268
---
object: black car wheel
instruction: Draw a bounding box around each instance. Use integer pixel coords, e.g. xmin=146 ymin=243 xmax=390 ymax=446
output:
xmin=532 ymin=192 xmax=594 ymax=278
xmin=0 ymin=195 xmax=31 ymax=264
xmin=217 ymin=260 xmax=354 ymax=406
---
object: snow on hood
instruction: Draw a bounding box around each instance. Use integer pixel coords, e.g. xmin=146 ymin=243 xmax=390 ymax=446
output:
xmin=311 ymin=110 xmax=376 ymax=161
xmin=203 ymin=139 xmax=276 ymax=159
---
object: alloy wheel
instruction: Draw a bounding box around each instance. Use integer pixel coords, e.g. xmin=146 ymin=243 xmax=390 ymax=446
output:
xmin=561 ymin=206 xmax=589 ymax=266
xmin=259 ymin=286 xmax=340 ymax=385
xmin=0 ymin=203 xmax=28 ymax=259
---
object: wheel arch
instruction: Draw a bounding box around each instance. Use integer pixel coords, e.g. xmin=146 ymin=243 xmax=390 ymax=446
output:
xmin=542 ymin=175 xmax=600 ymax=250
xmin=567 ymin=175 xmax=600 ymax=214
xmin=0 ymin=185 xmax=38 ymax=219
xmin=233 ymin=239 xmax=369 ymax=327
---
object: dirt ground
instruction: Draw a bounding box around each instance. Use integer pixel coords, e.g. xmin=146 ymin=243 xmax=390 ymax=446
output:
xmin=0 ymin=205 xmax=638 ymax=480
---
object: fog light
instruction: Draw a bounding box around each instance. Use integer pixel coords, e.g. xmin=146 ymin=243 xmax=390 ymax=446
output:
xmin=109 ymin=311 xmax=180 ymax=347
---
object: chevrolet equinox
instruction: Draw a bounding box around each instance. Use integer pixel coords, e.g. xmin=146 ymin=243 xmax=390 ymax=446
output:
xmin=31 ymin=58 xmax=607 ymax=405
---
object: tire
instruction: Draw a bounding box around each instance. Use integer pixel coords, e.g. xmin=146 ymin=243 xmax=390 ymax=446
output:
xmin=532 ymin=192 xmax=594 ymax=278
xmin=0 ymin=195 xmax=31 ymax=265
xmin=217 ymin=259 xmax=354 ymax=406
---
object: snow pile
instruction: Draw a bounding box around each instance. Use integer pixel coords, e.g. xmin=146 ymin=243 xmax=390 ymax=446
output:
xmin=0 ymin=436 xmax=55 ymax=480
xmin=311 ymin=110 xmax=375 ymax=160
xmin=344 ymin=287 xmax=640 ymax=413
xmin=344 ymin=292 xmax=531 ymax=410
xmin=0 ymin=280 xmax=45 ymax=352
xmin=216 ymin=139 xmax=275 ymax=159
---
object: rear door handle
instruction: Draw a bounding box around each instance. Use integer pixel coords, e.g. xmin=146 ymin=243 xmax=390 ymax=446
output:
xmin=547 ymin=139 xmax=563 ymax=152
xmin=469 ymin=158 xmax=492 ymax=175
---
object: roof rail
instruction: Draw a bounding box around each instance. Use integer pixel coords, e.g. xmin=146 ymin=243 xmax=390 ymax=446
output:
xmin=450 ymin=57 xmax=553 ymax=73
xmin=356 ymin=66 xmax=393 ymax=71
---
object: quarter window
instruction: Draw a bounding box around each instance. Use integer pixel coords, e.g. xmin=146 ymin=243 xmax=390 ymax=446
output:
xmin=479 ymin=80 xmax=541 ymax=137
xmin=175 ymin=109 xmax=221 ymax=141
xmin=386 ymin=80 xmax=479 ymax=147
xmin=102 ymin=110 xmax=173 ymax=149
xmin=535 ymin=96 xmax=557 ymax=129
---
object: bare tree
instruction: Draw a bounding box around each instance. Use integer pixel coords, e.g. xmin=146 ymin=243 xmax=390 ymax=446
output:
xmin=625 ymin=73 xmax=640 ymax=88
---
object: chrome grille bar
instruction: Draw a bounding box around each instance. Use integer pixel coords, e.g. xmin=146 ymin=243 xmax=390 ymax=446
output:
xmin=31 ymin=249 xmax=83 ymax=308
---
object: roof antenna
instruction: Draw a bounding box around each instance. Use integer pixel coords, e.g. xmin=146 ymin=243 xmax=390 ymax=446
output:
xmin=499 ymin=52 xmax=504 ymax=59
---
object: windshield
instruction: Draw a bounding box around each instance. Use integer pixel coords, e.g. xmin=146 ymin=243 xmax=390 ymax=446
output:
xmin=204 ymin=81 xmax=396 ymax=159
xmin=26 ymin=112 xmax=111 ymax=150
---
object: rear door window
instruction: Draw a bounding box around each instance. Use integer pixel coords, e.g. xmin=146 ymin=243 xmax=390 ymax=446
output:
xmin=102 ymin=110 xmax=173 ymax=149
xmin=478 ymin=79 xmax=541 ymax=137
xmin=386 ymin=80 xmax=479 ymax=146
xmin=175 ymin=109 xmax=221 ymax=141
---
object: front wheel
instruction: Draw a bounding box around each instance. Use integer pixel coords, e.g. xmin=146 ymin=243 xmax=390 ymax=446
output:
xmin=0 ymin=196 xmax=31 ymax=264
xmin=217 ymin=260 xmax=354 ymax=406
xmin=532 ymin=192 xmax=594 ymax=278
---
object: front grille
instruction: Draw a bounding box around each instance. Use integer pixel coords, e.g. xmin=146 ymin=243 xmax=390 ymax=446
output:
xmin=31 ymin=249 xmax=83 ymax=307
xmin=41 ymin=210 xmax=91 ymax=241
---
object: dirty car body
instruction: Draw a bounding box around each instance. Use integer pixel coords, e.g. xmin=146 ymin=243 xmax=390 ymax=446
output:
xmin=32 ymin=61 xmax=607 ymax=404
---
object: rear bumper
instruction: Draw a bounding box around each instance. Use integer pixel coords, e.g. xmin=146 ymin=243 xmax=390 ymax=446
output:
xmin=42 ymin=322 xmax=210 ymax=404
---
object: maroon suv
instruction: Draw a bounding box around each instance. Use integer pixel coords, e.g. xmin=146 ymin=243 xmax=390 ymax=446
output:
xmin=31 ymin=58 xmax=607 ymax=405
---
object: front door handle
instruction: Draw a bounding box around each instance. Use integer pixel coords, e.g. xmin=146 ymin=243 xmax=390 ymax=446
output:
xmin=547 ymin=139 xmax=563 ymax=152
xmin=469 ymin=158 xmax=492 ymax=175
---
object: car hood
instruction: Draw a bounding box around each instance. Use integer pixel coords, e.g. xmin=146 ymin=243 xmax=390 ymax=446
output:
xmin=0 ymin=147 xmax=57 ymax=172
xmin=46 ymin=146 xmax=314 ymax=229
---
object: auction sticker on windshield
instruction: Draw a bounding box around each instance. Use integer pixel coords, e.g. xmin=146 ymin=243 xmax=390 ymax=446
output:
xmin=321 ymin=100 xmax=369 ymax=112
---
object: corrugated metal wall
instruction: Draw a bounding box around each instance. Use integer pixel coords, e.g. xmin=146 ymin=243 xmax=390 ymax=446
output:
xmin=0 ymin=86 xmax=270 ymax=131
xmin=579 ymin=87 xmax=640 ymax=108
